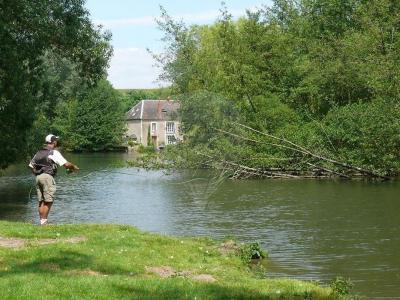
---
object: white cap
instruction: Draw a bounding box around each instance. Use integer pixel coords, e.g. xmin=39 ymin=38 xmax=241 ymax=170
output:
xmin=45 ymin=134 xmax=59 ymax=144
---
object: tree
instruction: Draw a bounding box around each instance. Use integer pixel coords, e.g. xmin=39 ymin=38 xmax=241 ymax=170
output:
xmin=0 ymin=0 xmax=112 ymax=168
xmin=154 ymin=1 xmax=400 ymax=176
xmin=53 ymin=80 xmax=125 ymax=151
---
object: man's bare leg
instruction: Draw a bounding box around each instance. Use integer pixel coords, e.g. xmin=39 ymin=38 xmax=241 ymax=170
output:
xmin=38 ymin=201 xmax=53 ymax=225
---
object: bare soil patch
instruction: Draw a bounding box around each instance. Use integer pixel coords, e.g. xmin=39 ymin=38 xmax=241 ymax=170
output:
xmin=0 ymin=237 xmax=25 ymax=248
xmin=0 ymin=236 xmax=86 ymax=249
xmin=218 ymin=240 xmax=239 ymax=256
xmin=191 ymin=274 xmax=217 ymax=283
xmin=35 ymin=236 xmax=87 ymax=245
xmin=66 ymin=269 xmax=103 ymax=276
xmin=145 ymin=266 xmax=216 ymax=282
xmin=39 ymin=263 xmax=61 ymax=271
xmin=145 ymin=266 xmax=175 ymax=278
xmin=64 ymin=236 xmax=86 ymax=244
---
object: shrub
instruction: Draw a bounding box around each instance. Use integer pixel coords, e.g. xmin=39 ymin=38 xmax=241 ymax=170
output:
xmin=330 ymin=276 xmax=354 ymax=296
xmin=137 ymin=145 xmax=155 ymax=154
xmin=127 ymin=140 xmax=137 ymax=147
xmin=238 ymin=242 xmax=268 ymax=263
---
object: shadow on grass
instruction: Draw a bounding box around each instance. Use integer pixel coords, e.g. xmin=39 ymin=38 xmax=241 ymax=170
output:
xmin=0 ymin=250 xmax=129 ymax=276
xmin=114 ymin=280 xmax=274 ymax=300
xmin=114 ymin=280 xmax=324 ymax=300
xmin=0 ymin=251 xmax=328 ymax=299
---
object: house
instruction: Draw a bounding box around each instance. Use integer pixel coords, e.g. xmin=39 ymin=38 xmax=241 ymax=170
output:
xmin=126 ymin=100 xmax=182 ymax=148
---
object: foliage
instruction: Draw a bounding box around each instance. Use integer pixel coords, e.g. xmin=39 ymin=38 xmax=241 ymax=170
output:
xmin=179 ymin=90 xmax=241 ymax=144
xmin=323 ymin=99 xmax=400 ymax=175
xmin=0 ymin=0 xmax=112 ymax=168
xmin=52 ymin=80 xmax=126 ymax=151
xmin=330 ymin=277 xmax=354 ymax=297
xmin=127 ymin=152 xmax=167 ymax=170
xmin=238 ymin=242 xmax=268 ymax=263
xmin=137 ymin=145 xmax=156 ymax=154
xmin=25 ymin=52 xmax=97 ymax=155
xmin=127 ymin=140 xmax=137 ymax=147
xmin=25 ymin=113 xmax=52 ymax=155
xmin=153 ymin=1 xmax=400 ymax=176
xmin=38 ymin=52 xmax=90 ymax=119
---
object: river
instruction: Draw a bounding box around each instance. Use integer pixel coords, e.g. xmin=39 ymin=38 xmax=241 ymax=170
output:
xmin=0 ymin=153 xmax=399 ymax=299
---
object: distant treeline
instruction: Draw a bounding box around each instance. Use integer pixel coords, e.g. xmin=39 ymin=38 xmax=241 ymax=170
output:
xmin=154 ymin=0 xmax=400 ymax=178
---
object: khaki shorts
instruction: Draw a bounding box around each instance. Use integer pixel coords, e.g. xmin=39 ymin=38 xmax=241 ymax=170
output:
xmin=36 ymin=173 xmax=56 ymax=203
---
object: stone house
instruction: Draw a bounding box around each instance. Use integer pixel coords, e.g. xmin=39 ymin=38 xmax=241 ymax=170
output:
xmin=126 ymin=100 xmax=182 ymax=148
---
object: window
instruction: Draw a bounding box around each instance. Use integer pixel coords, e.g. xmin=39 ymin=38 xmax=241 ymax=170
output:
xmin=166 ymin=135 xmax=176 ymax=145
xmin=166 ymin=122 xmax=175 ymax=134
xmin=151 ymin=122 xmax=157 ymax=133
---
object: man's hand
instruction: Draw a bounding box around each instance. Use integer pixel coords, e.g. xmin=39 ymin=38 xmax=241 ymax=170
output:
xmin=64 ymin=162 xmax=80 ymax=172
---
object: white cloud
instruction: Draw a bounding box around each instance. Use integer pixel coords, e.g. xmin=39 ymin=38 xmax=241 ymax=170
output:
xmin=107 ymin=48 xmax=166 ymax=89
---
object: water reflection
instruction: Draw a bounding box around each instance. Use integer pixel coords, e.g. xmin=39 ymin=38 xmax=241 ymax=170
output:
xmin=0 ymin=153 xmax=399 ymax=299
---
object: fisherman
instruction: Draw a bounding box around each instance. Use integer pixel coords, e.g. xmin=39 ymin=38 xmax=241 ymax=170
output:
xmin=29 ymin=134 xmax=79 ymax=225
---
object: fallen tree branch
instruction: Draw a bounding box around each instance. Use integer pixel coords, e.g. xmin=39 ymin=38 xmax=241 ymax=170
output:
xmin=229 ymin=123 xmax=390 ymax=180
xmin=198 ymin=152 xmax=300 ymax=179
xmin=306 ymin=162 xmax=351 ymax=179
xmin=215 ymin=128 xmax=310 ymax=155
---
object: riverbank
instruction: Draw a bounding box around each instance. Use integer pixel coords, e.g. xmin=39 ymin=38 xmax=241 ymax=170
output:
xmin=0 ymin=221 xmax=336 ymax=299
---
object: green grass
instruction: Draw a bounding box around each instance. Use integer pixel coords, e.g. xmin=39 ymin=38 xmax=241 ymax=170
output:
xmin=0 ymin=221 xmax=336 ymax=299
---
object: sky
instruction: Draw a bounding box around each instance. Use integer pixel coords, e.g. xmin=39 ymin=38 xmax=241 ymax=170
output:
xmin=85 ymin=0 xmax=271 ymax=89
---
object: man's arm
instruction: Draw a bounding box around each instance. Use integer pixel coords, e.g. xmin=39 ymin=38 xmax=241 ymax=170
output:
xmin=50 ymin=150 xmax=79 ymax=172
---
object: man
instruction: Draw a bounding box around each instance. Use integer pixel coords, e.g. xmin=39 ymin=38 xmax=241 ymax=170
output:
xmin=29 ymin=134 xmax=79 ymax=225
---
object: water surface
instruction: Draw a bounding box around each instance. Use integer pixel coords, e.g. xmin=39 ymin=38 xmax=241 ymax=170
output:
xmin=0 ymin=153 xmax=399 ymax=299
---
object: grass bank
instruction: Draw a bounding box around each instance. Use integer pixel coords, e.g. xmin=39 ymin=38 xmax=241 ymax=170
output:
xmin=0 ymin=221 xmax=336 ymax=299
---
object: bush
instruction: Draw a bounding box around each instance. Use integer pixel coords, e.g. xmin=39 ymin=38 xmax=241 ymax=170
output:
xmin=330 ymin=277 xmax=354 ymax=296
xmin=127 ymin=140 xmax=137 ymax=147
xmin=238 ymin=242 xmax=267 ymax=263
xmin=137 ymin=145 xmax=156 ymax=154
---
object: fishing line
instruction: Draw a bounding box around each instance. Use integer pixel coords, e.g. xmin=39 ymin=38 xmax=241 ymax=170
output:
xmin=65 ymin=168 xmax=214 ymax=185
xmin=166 ymin=177 xmax=208 ymax=185
xmin=27 ymin=168 xmax=216 ymax=201
xmin=29 ymin=185 xmax=34 ymax=201
xmin=65 ymin=169 xmax=139 ymax=181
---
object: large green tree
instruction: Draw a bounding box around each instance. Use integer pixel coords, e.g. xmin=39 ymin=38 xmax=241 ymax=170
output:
xmin=0 ymin=0 xmax=112 ymax=168
xmin=53 ymin=80 xmax=125 ymax=151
